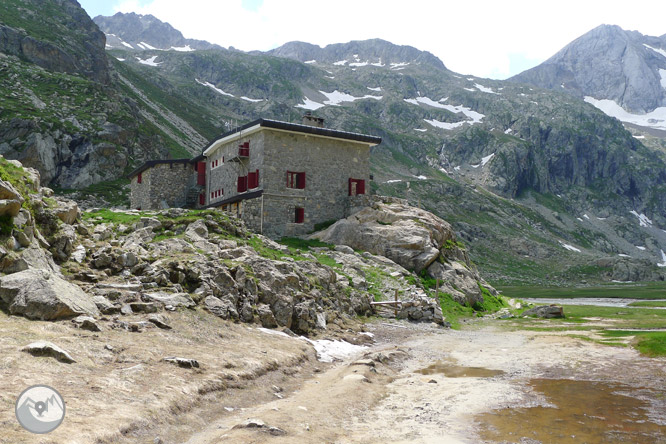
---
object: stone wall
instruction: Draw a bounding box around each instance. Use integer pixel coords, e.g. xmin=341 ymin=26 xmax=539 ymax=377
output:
xmin=208 ymin=127 xmax=371 ymax=238
xmin=130 ymin=162 xmax=196 ymax=210
xmin=262 ymin=129 xmax=370 ymax=237
xmin=208 ymin=132 xmax=265 ymax=206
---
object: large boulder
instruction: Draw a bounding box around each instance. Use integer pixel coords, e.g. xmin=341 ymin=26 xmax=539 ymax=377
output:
xmin=0 ymin=269 xmax=100 ymax=320
xmin=313 ymin=201 xmax=454 ymax=273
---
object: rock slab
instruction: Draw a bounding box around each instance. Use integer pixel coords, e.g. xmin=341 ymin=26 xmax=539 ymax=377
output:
xmin=0 ymin=269 xmax=100 ymax=320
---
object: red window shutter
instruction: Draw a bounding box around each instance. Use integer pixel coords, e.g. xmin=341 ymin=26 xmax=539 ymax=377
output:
xmin=255 ymin=169 xmax=259 ymax=188
xmin=248 ymin=171 xmax=257 ymax=189
xmin=295 ymin=207 xmax=304 ymax=223
xmin=357 ymin=179 xmax=365 ymax=195
xmin=197 ymin=162 xmax=206 ymax=186
xmin=237 ymin=176 xmax=248 ymax=192
xmin=137 ymin=172 xmax=142 ymax=184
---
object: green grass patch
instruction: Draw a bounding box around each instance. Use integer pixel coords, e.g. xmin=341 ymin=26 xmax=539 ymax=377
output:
xmin=627 ymin=300 xmax=666 ymax=308
xmin=82 ymin=209 xmax=142 ymax=225
xmin=499 ymin=283 xmax=666 ymax=300
xmin=601 ymin=330 xmax=666 ymax=357
xmin=0 ymin=214 xmax=14 ymax=236
xmin=278 ymin=237 xmax=333 ymax=251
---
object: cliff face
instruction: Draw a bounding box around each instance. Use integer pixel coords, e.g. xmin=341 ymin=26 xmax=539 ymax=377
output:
xmin=0 ymin=0 xmax=109 ymax=84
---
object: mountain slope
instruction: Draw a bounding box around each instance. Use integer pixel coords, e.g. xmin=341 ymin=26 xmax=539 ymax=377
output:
xmin=4 ymin=8 xmax=666 ymax=284
xmin=511 ymin=24 xmax=666 ymax=118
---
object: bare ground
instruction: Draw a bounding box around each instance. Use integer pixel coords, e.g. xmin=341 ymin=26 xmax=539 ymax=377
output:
xmin=2 ymin=313 xmax=665 ymax=443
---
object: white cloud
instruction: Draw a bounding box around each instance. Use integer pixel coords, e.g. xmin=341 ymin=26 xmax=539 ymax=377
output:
xmin=109 ymin=0 xmax=666 ymax=79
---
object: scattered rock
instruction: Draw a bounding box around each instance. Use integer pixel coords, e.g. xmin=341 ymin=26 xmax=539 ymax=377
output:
xmin=148 ymin=314 xmax=172 ymax=329
xmin=163 ymin=356 xmax=199 ymax=368
xmin=21 ymin=341 xmax=76 ymax=363
xmin=72 ymin=315 xmax=102 ymax=331
xmin=523 ymin=305 xmax=565 ymax=318
xmin=129 ymin=302 xmax=159 ymax=313
xmin=52 ymin=198 xmax=80 ymax=224
xmin=232 ymin=419 xmax=287 ymax=436
xmin=142 ymin=291 xmax=195 ymax=308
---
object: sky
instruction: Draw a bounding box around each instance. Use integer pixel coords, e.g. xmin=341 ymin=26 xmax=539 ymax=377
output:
xmin=78 ymin=0 xmax=666 ymax=79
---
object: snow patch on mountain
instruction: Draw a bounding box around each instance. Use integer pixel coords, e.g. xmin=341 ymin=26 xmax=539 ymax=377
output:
xmin=295 ymin=97 xmax=325 ymax=110
xmin=471 ymin=153 xmax=495 ymax=168
xmin=404 ymin=97 xmax=485 ymax=126
xmin=136 ymin=55 xmax=161 ymax=66
xmin=474 ymin=83 xmax=499 ymax=94
xmin=658 ymin=250 xmax=666 ymax=267
xmin=584 ymin=96 xmax=666 ymax=130
xmin=643 ymin=44 xmax=666 ymax=58
xmin=171 ymin=45 xmax=195 ymax=52
xmin=630 ymin=210 xmax=652 ymax=227
xmin=241 ymin=96 xmax=264 ymax=102
xmin=320 ymin=90 xmax=382 ymax=106
xmin=560 ymin=242 xmax=582 ymax=253
xmin=195 ymin=79 xmax=234 ymax=97
xmin=424 ymin=119 xmax=466 ymax=130
xmin=660 ymin=69 xmax=666 ymax=90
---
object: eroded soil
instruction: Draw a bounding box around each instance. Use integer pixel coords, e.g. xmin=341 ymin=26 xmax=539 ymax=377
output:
xmin=2 ymin=314 xmax=665 ymax=443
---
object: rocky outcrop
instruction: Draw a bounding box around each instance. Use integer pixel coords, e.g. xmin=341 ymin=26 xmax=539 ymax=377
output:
xmin=0 ymin=0 xmax=110 ymax=84
xmin=312 ymin=197 xmax=497 ymax=306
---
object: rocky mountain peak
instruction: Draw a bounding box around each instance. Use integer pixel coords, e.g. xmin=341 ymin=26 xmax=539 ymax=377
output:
xmin=267 ymin=38 xmax=447 ymax=71
xmin=94 ymin=12 xmax=222 ymax=51
xmin=510 ymin=24 xmax=666 ymax=114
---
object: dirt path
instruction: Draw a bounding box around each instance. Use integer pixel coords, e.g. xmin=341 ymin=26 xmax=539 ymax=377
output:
xmin=182 ymin=321 xmax=666 ymax=444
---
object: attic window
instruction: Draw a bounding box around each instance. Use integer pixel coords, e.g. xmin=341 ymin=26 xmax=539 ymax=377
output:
xmin=286 ymin=171 xmax=305 ymax=189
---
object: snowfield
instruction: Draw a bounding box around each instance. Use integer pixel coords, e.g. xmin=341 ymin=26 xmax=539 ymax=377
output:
xmin=584 ymin=96 xmax=666 ymax=131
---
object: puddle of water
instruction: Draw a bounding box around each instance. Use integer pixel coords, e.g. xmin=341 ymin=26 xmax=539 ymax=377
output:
xmin=476 ymin=379 xmax=666 ymax=443
xmin=416 ymin=361 xmax=505 ymax=378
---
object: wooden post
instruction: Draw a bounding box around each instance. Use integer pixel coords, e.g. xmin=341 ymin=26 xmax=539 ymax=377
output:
xmin=394 ymin=289 xmax=398 ymax=318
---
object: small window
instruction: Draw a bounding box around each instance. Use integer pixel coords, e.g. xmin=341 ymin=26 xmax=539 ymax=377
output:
xmin=349 ymin=178 xmax=365 ymax=196
xmin=286 ymin=171 xmax=306 ymax=189
xmin=295 ymin=207 xmax=304 ymax=224
xmin=137 ymin=172 xmax=142 ymax=184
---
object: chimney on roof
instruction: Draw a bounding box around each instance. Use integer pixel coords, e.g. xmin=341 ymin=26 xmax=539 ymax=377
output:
xmin=302 ymin=111 xmax=324 ymax=128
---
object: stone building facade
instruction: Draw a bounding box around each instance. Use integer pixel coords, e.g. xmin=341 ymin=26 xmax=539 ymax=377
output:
xmin=128 ymin=158 xmax=202 ymax=210
xmin=128 ymin=116 xmax=381 ymax=238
